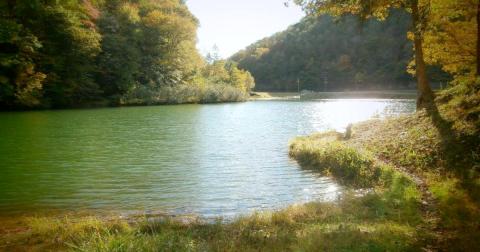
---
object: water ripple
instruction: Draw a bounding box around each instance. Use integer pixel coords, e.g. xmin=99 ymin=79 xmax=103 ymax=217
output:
xmin=0 ymin=99 xmax=415 ymax=217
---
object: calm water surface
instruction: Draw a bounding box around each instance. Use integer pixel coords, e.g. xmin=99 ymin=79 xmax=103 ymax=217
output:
xmin=0 ymin=99 xmax=415 ymax=217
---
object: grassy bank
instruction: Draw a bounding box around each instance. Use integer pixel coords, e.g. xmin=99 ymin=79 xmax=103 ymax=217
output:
xmin=0 ymin=192 xmax=425 ymax=251
xmin=290 ymin=107 xmax=480 ymax=251
xmin=1 ymin=107 xmax=479 ymax=251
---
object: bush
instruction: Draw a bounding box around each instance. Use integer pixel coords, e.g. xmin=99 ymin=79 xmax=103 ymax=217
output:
xmin=120 ymin=83 xmax=249 ymax=105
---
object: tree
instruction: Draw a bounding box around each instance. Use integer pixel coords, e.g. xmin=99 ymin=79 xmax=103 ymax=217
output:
xmin=226 ymin=61 xmax=255 ymax=92
xmin=206 ymin=44 xmax=221 ymax=64
xmin=0 ymin=0 xmax=254 ymax=109
xmin=0 ymin=10 xmax=46 ymax=108
xmin=294 ymin=0 xmax=435 ymax=109
xmin=422 ymin=0 xmax=476 ymax=81
xmin=421 ymin=0 xmax=479 ymax=133
xmin=478 ymin=0 xmax=480 ymax=76
xmin=96 ymin=1 xmax=142 ymax=100
xmin=39 ymin=2 xmax=102 ymax=107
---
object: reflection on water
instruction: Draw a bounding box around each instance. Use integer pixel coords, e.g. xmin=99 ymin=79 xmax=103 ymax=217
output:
xmin=0 ymin=99 xmax=415 ymax=217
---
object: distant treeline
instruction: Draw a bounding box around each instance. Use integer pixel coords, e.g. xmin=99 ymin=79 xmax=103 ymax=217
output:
xmin=231 ymin=10 xmax=448 ymax=92
xmin=0 ymin=0 xmax=254 ymax=109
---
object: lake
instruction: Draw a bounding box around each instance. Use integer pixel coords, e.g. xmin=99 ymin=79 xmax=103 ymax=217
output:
xmin=0 ymin=99 xmax=415 ymax=218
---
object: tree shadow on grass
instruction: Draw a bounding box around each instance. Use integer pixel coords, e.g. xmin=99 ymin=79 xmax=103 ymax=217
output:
xmin=425 ymin=102 xmax=480 ymax=251
xmin=425 ymin=103 xmax=478 ymax=186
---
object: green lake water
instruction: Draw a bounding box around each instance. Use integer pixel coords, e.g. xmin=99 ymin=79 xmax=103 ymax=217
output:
xmin=0 ymin=99 xmax=415 ymax=217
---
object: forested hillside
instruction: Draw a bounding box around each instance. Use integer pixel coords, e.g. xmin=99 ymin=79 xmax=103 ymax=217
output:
xmin=231 ymin=10 xmax=447 ymax=92
xmin=0 ymin=0 xmax=254 ymax=109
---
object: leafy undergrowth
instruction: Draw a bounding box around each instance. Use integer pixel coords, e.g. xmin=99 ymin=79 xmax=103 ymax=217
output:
xmin=1 ymin=107 xmax=478 ymax=251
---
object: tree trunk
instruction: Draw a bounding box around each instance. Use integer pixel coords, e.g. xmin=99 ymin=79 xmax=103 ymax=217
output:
xmin=6 ymin=0 xmax=15 ymax=15
xmin=411 ymin=0 xmax=435 ymax=109
xmin=477 ymin=0 xmax=480 ymax=76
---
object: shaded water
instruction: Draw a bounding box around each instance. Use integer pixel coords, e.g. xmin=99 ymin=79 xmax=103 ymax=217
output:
xmin=0 ymin=99 xmax=415 ymax=217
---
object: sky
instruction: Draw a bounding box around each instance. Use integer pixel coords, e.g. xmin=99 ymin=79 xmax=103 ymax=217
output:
xmin=186 ymin=0 xmax=305 ymax=58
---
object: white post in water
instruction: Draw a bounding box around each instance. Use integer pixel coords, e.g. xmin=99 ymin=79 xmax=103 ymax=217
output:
xmin=297 ymin=78 xmax=300 ymax=94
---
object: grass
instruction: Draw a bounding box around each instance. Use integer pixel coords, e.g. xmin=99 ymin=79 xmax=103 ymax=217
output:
xmin=1 ymin=105 xmax=478 ymax=251
xmin=291 ymin=107 xmax=480 ymax=251
xmin=0 ymin=195 xmax=425 ymax=252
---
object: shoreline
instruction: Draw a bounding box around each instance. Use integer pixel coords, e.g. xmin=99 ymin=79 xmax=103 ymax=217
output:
xmin=0 ymin=91 xmax=418 ymax=112
xmin=250 ymin=90 xmax=417 ymax=100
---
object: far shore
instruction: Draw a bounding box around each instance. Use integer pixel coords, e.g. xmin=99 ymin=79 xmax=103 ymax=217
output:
xmin=250 ymin=90 xmax=417 ymax=100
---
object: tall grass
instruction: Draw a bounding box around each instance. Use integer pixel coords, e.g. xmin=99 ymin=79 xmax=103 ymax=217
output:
xmin=2 ymin=198 xmax=424 ymax=252
xmin=289 ymin=133 xmax=422 ymax=224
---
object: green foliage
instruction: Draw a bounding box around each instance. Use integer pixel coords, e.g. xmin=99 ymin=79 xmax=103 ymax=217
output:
xmin=198 ymin=60 xmax=255 ymax=93
xmin=438 ymin=77 xmax=480 ymax=135
xmin=423 ymin=0 xmax=479 ymax=133
xmin=0 ymin=8 xmax=45 ymax=107
xmin=423 ymin=0 xmax=476 ymax=80
xmin=95 ymin=0 xmax=254 ymax=106
xmin=121 ymin=83 xmax=249 ymax=105
xmin=231 ymin=11 xmax=447 ymax=92
xmin=119 ymin=59 xmax=254 ymax=105
xmin=41 ymin=3 xmax=103 ymax=107
xmin=0 ymin=0 xmax=102 ymax=108
xmin=0 ymin=0 xmax=253 ymax=109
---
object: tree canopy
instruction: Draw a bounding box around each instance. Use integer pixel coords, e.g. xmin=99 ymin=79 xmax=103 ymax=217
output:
xmin=0 ymin=0 xmax=254 ymax=109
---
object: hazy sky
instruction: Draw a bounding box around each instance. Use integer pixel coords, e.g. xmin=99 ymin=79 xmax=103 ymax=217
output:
xmin=186 ymin=0 xmax=305 ymax=58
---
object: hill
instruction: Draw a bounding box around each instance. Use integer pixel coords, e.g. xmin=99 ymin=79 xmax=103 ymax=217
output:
xmin=231 ymin=11 xmax=447 ymax=92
